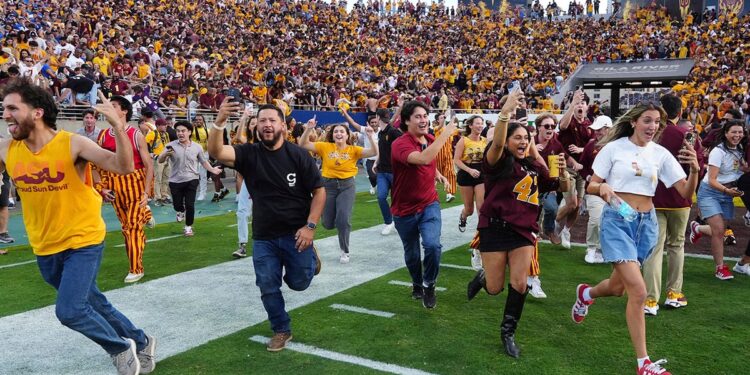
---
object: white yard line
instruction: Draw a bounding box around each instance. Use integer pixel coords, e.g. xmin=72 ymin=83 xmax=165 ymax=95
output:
xmin=0 ymin=259 xmax=36 ymax=269
xmin=440 ymin=263 xmax=475 ymax=271
xmin=114 ymin=234 xmax=183 ymax=248
xmin=249 ymin=335 xmax=437 ymax=375
xmin=330 ymin=304 xmax=395 ymax=318
xmin=0 ymin=205 xmax=473 ymax=374
xmin=541 ymin=239 xmax=741 ymax=262
xmin=388 ymin=280 xmax=447 ymax=292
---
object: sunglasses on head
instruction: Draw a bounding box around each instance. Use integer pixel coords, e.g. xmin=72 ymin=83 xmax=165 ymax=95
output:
xmin=637 ymin=100 xmax=662 ymax=108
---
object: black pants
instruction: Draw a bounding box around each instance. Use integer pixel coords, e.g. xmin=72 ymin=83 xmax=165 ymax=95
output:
xmin=739 ymin=173 xmax=750 ymax=257
xmin=365 ymin=159 xmax=376 ymax=188
xmin=170 ymin=179 xmax=199 ymax=226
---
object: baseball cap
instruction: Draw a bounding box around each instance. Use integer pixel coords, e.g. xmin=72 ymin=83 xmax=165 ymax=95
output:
xmin=589 ymin=116 xmax=613 ymax=130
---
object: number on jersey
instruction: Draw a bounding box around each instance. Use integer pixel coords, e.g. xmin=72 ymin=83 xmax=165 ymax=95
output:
xmin=513 ymin=174 xmax=539 ymax=205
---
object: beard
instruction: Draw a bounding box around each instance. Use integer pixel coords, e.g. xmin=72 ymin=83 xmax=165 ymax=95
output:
xmin=260 ymin=129 xmax=283 ymax=148
xmin=9 ymin=114 xmax=34 ymax=141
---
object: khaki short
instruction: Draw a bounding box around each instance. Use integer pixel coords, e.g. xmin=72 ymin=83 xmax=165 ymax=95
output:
xmin=562 ymin=168 xmax=586 ymax=202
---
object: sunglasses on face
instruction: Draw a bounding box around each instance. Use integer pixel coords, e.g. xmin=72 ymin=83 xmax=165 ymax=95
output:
xmin=541 ymin=124 xmax=556 ymax=129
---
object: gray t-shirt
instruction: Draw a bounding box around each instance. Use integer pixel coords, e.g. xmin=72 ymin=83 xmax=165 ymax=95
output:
xmin=164 ymin=140 xmax=206 ymax=183
xmin=76 ymin=127 xmax=102 ymax=143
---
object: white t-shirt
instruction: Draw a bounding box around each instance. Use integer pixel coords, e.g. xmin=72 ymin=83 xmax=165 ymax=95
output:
xmin=592 ymin=137 xmax=685 ymax=197
xmin=703 ymin=145 xmax=743 ymax=184
xmin=359 ymin=130 xmax=379 ymax=161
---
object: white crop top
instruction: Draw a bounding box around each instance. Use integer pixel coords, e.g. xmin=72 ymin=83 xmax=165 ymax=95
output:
xmin=592 ymin=137 xmax=685 ymax=197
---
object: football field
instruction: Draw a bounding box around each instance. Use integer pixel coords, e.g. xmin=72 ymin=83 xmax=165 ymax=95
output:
xmin=0 ymin=190 xmax=747 ymax=375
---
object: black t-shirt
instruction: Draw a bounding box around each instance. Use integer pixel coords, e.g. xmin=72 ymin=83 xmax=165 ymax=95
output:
xmin=377 ymin=124 xmax=403 ymax=173
xmin=233 ymin=141 xmax=323 ymax=240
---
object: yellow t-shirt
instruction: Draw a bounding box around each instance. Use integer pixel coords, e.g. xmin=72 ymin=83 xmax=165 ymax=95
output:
xmin=314 ymin=142 xmax=363 ymax=179
xmin=191 ymin=126 xmax=209 ymax=150
xmin=6 ymin=131 xmax=105 ymax=255
xmin=461 ymin=136 xmax=488 ymax=164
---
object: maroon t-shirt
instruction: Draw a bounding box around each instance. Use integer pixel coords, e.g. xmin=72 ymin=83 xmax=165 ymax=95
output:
xmin=479 ymin=152 xmax=559 ymax=244
xmin=391 ymin=133 xmax=439 ymax=217
xmin=653 ymin=122 xmax=705 ymax=209
xmin=557 ymin=116 xmax=593 ymax=162
xmin=535 ymin=136 xmax=566 ymax=161
xmin=578 ymin=139 xmax=600 ymax=184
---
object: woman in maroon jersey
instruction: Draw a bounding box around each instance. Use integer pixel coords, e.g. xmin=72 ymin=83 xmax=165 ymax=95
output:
xmin=467 ymin=89 xmax=568 ymax=358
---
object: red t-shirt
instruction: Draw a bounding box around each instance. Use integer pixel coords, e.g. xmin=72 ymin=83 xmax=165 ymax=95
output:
xmin=390 ymin=133 xmax=439 ymax=217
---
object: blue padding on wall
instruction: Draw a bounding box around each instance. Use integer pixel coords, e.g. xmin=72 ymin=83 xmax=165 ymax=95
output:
xmin=291 ymin=110 xmax=369 ymax=128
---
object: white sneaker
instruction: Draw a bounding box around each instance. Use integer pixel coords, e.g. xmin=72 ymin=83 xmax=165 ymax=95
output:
xmin=744 ymin=212 xmax=750 ymax=227
xmin=111 ymin=338 xmax=141 ymax=375
xmin=381 ymin=222 xmax=394 ymax=235
xmin=643 ymin=299 xmax=659 ymax=316
xmin=733 ymin=262 xmax=750 ymax=275
xmin=528 ymin=276 xmax=547 ymax=298
xmin=553 ymin=220 xmax=563 ymax=237
xmin=470 ymin=248 xmax=483 ymax=270
xmin=561 ymin=227 xmax=571 ymax=249
xmin=369 ymin=187 xmax=376 ymax=195
xmin=176 ymin=212 xmax=185 ymax=222
xmin=124 ymin=273 xmax=144 ymax=283
xmin=594 ymin=250 xmax=604 ymax=263
xmin=146 ymin=216 xmax=156 ymax=229
xmin=584 ymin=248 xmax=598 ymax=264
xmin=196 ymin=193 xmax=205 ymax=201
xmin=340 ymin=251 xmax=350 ymax=264
xmin=183 ymin=226 xmax=194 ymax=237
xmin=446 ymin=193 xmax=455 ymax=202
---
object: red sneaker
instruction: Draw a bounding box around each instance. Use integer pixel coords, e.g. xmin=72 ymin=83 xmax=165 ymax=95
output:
xmin=638 ymin=359 xmax=671 ymax=375
xmin=571 ymin=284 xmax=594 ymax=324
xmin=715 ymin=264 xmax=734 ymax=280
xmin=688 ymin=221 xmax=702 ymax=244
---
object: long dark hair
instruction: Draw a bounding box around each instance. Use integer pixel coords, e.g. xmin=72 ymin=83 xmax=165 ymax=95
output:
xmin=486 ymin=122 xmax=536 ymax=181
xmin=325 ymin=124 xmax=352 ymax=145
xmin=715 ymin=119 xmax=745 ymax=159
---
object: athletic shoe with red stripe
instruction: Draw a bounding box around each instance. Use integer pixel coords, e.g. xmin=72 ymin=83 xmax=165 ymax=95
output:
xmin=571 ymin=284 xmax=594 ymax=324
xmin=638 ymin=359 xmax=671 ymax=375
xmin=688 ymin=221 xmax=702 ymax=244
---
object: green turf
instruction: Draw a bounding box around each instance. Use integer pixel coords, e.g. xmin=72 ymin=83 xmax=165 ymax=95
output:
xmin=154 ymin=244 xmax=748 ymax=375
xmin=0 ymin=190 xmax=463 ymax=317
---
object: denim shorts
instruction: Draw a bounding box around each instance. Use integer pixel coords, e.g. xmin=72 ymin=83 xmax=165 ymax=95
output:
xmin=599 ymin=205 xmax=658 ymax=265
xmin=697 ymin=182 xmax=735 ymax=220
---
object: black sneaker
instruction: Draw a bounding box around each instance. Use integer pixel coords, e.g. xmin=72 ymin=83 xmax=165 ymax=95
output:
xmin=219 ymin=188 xmax=230 ymax=200
xmin=411 ymin=284 xmax=424 ymax=300
xmin=0 ymin=232 xmax=15 ymax=244
xmin=458 ymin=215 xmax=467 ymax=233
xmin=211 ymin=193 xmax=220 ymax=202
xmin=423 ymin=285 xmax=436 ymax=309
xmin=164 ymin=197 xmax=172 ymax=204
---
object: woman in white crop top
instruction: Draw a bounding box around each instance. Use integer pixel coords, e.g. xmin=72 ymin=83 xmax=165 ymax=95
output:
xmin=571 ymin=102 xmax=700 ymax=375
xmin=689 ymin=120 xmax=747 ymax=280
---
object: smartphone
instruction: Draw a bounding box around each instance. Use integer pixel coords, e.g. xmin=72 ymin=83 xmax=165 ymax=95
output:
xmin=684 ymin=132 xmax=695 ymax=145
xmin=515 ymin=108 xmax=527 ymax=120
xmin=227 ymin=88 xmax=241 ymax=101
xmin=165 ymin=145 xmax=174 ymax=152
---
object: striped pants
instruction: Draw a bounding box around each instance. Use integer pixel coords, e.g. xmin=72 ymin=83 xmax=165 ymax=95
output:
xmin=104 ymin=169 xmax=152 ymax=274
xmin=469 ymin=231 xmax=541 ymax=276
xmin=435 ymin=144 xmax=457 ymax=195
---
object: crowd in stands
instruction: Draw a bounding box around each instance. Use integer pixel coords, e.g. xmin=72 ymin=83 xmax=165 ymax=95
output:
xmin=0 ymin=0 xmax=747 ymax=125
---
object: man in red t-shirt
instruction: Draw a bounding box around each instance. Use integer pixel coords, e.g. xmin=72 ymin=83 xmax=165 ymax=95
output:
xmin=554 ymin=90 xmax=593 ymax=249
xmin=391 ymin=101 xmax=456 ymax=309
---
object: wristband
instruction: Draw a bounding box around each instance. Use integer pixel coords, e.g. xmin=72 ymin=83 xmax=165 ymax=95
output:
xmin=211 ymin=122 xmax=227 ymax=131
xmin=497 ymin=115 xmax=510 ymax=122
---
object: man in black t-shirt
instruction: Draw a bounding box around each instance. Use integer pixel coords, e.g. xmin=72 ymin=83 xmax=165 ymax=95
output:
xmin=374 ymin=108 xmax=402 ymax=236
xmin=208 ymin=100 xmax=325 ymax=353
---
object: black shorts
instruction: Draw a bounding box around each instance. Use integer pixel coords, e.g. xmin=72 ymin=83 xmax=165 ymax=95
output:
xmin=0 ymin=172 xmax=10 ymax=208
xmin=457 ymin=163 xmax=483 ymax=187
xmin=478 ymin=219 xmax=534 ymax=252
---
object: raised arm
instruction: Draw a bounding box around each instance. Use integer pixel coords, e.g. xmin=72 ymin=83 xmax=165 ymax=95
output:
xmin=486 ymin=89 xmax=524 ymax=166
xmin=208 ymin=97 xmax=241 ymax=167
xmin=406 ymin=117 xmax=458 ymax=165
xmin=360 ymin=126 xmax=378 ymax=159
xmin=297 ymin=118 xmax=318 ymax=152
xmin=672 ymin=140 xmax=705 ymax=199
xmin=75 ymin=91 xmax=134 ymax=175
xmin=559 ymin=89 xmax=583 ymax=131
xmin=341 ymin=109 xmax=363 ymax=132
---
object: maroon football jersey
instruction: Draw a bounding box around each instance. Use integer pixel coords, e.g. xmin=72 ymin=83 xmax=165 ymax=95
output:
xmin=479 ymin=154 xmax=559 ymax=244
xmin=557 ymin=117 xmax=593 ymax=162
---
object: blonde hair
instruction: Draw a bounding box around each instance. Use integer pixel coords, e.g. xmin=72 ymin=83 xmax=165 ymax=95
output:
xmin=598 ymin=103 xmax=667 ymax=147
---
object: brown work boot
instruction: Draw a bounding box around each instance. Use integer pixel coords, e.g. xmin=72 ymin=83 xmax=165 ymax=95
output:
xmin=312 ymin=245 xmax=321 ymax=275
xmin=267 ymin=332 xmax=293 ymax=352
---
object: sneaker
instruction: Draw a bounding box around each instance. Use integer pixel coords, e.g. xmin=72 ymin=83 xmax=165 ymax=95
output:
xmin=724 ymin=229 xmax=736 ymax=246
xmin=176 ymin=211 xmax=185 ymax=222
xmin=423 ymin=285 xmax=437 ymax=309
xmin=146 ymin=216 xmax=156 ymax=229
xmin=0 ymin=232 xmax=15 ymax=244
xmin=164 ymin=197 xmax=172 ymax=204
xmin=561 ymin=227 xmax=571 ymax=249
xmin=446 ymin=193 xmax=455 ymax=202
xmin=458 ymin=214 xmax=467 ymax=232
xmin=196 ymin=193 xmax=205 ymax=201
xmin=664 ymin=290 xmax=688 ymax=308
xmin=688 ymin=221 xmax=702 ymax=244
xmin=369 ymin=186 xmax=376 ymax=195
xmin=571 ymin=283 xmax=594 ymax=324
xmin=411 ymin=284 xmax=424 ymax=299
xmin=470 ymin=248 xmax=483 ymax=270
xmin=528 ymin=276 xmax=547 ymax=299
xmin=381 ymin=222 xmax=394 ymax=235
xmin=733 ymin=262 xmax=750 ymax=276
xmin=219 ymin=188 xmax=230 ymax=200
xmin=111 ymin=338 xmax=140 ymax=375
xmin=266 ymin=332 xmax=293 ymax=352
xmin=232 ymin=243 xmax=247 ymax=258
xmin=594 ymin=250 xmax=605 ymax=263
xmin=7 ymin=199 xmax=15 ymax=209
xmin=312 ymin=245 xmax=321 ymax=275
xmin=638 ymin=359 xmax=671 ymax=375
xmin=211 ymin=192 xmax=220 ymax=202
xmin=339 ymin=251 xmax=350 ymax=264
xmin=183 ymin=226 xmax=194 ymax=237
xmin=715 ymin=264 xmax=734 ymax=280
xmin=153 ymin=199 xmax=163 ymax=207
xmin=137 ymin=335 xmax=157 ymax=374
xmin=584 ymin=248 xmax=598 ymax=264
xmin=124 ymin=273 xmax=144 ymax=283
xmin=744 ymin=212 xmax=750 ymax=227
xmin=643 ymin=298 xmax=659 ymax=316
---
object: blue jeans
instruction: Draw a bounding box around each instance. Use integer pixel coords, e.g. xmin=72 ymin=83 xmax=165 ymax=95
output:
xmin=252 ymin=235 xmax=316 ymax=333
xmin=376 ymin=172 xmax=394 ymax=225
xmin=36 ymin=242 xmax=146 ymax=355
xmin=237 ymin=183 xmax=252 ymax=244
xmin=393 ymin=201 xmax=442 ymax=287
xmin=542 ymin=192 xmax=559 ymax=234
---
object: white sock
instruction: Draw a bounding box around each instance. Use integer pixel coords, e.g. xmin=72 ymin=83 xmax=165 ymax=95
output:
xmin=582 ymin=287 xmax=593 ymax=302
xmin=637 ymin=357 xmax=650 ymax=369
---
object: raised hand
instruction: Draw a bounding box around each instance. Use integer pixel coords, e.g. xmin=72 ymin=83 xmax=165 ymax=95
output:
xmin=94 ymin=90 xmax=124 ymax=129
xmin=216 ymin=97 xmax=243 ymax=126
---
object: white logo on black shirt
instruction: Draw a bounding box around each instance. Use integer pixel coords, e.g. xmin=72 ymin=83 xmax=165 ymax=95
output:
xmin=287 ymin=173 xmax=296 ymax=187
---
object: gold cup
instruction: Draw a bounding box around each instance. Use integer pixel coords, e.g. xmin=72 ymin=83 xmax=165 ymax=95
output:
xmin=548 ymin=154 xmax=559 ymax=178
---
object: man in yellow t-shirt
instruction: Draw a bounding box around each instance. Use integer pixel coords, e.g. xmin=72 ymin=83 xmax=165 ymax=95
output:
xmin=0 ymin=81 xmax=155 ymax=374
